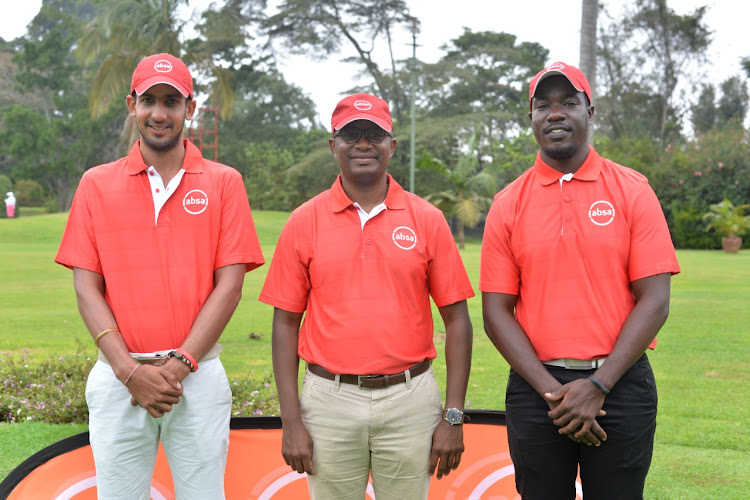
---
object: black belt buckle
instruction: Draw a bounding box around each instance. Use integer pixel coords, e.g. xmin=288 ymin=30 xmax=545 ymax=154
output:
xmin=358 ymin=375 xmax=384 ymax=389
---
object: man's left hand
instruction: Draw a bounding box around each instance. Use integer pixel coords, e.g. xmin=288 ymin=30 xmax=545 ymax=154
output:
xmin=428 ymin=420 xmax=465 ymax=479
xmin=130 ymin=358 xmax=191 ymax=408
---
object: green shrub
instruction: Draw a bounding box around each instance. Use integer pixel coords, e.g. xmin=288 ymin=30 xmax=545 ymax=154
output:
xmin=0 ymin=350 xmax=280 ymax=424
xmin=13 ymin=179 xmax=46 ymax=207
xmin=670 ymin=202 xmax=720 ymax=249
xmin=0 ymin=350 xmax=90 ymax=424
xmin=0 ymin=175 xmax=12 ymax=198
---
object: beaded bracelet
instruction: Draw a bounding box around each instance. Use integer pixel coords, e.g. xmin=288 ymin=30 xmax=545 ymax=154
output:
xmin=588 ymin=375 xmax=610 ymax=395
xmin=176 ymin=349 xmax=198 ymax=372
xmin=168 ymin=350 xmax=197 ymax=372
xmin=94 ymin=328 xmax=119 ymax=347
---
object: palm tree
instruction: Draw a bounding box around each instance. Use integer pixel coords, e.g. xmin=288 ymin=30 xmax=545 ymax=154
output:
xmin=76 ymin=0 xmax=239 ymax=142
xmin=423 ymin=126 xmax=495 ymax=249
xmin=702 ymin=198 xmax=750 ymax=253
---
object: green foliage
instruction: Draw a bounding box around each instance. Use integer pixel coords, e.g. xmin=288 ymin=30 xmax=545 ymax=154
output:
xmin=12 ymin=179 xmax=46 ymax=207
xmin=702 ymin=198 xmax=750 ymax=238
xmin=0 ymin=349 xmax=89 ymax=424
xmin=598 ymin=1 xmax=711 ymax=143
xmin=424 ymin=125 xmax=495 ymax=248
xmin=0 ymin=174 xmax=11 ymax=196
xmin=0 ymin=348 xmax=280 ymax=424
xmin=264 ymin=0 xmax=410 ymax=111
xmin=229 ymin=374 xmax=280 ymax=417
xmin=669 ymin=201 xmax=718 ymax=249
xmin=243 ymin=142 xmax=295 ymax=211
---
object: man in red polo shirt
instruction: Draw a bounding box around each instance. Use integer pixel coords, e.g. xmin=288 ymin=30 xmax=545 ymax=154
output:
xmin=480 ymin=62 xmax=680 ymax=499
xmin=260 ymin=93 xmax=474 ymax=499
xmin=55 ymin=53 xmax=264 ymax=499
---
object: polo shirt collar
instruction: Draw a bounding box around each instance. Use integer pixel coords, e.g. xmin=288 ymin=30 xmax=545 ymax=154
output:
xmin=533 ymin=146 xmax=602 ymax=185
xmin=126 ymin=139 xmax=204 ymax=175
xmin=329 ymin=173 xmax=407 ymax=213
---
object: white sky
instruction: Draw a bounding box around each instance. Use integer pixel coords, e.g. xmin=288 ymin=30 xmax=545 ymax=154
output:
xmin=1 ymin=0 xmax=747 ymax=125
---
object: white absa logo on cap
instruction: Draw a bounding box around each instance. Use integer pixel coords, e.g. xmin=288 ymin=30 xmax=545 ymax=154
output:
xmin=354 ymin=100 xmax=372 ymax=111
xmin=154 ymin=59 xmax=173 ymax=73
xmin=392 ymin=226 xmax=417 ymax=250
xmin=547 ymin=62 xmax=566 ymax=71
xmin=588 ymin=200 xmax=615 ymax=226
xmin=183 ymin=189 xmax=208 ymax=215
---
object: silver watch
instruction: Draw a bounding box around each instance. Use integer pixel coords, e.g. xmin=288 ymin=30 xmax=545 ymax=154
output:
xmin=443 ymin=407 xmax=465 ymax=425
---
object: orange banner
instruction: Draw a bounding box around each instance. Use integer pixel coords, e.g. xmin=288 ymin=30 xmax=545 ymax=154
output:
xmin=2 ymin=412 xmax=583 ymax=499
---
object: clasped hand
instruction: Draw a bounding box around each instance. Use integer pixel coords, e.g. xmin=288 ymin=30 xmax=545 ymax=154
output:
xmin=125 ymin=361 xmax=188 ymax=418
xmin=544 ymin=378 xmax=607 ymax=446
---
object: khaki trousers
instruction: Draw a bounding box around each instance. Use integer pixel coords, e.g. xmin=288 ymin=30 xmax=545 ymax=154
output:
xmin=300 ymin=366 xmax=443 ymax=500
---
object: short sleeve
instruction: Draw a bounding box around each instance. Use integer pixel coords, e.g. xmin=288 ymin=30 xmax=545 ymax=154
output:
xmin=214 ymin=171 xmax=265 ymax=272
xmin=55 ymin=174 xmax=103 ymax=274
xmin=258 ymin=211 xmax=311 ymax=313
xmin=426 ymin=213 xmax=475 ymax=307
xmin=627 ymin=183 xmax=680 ymax=281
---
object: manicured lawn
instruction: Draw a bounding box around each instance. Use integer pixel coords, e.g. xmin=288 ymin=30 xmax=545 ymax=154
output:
xmin=1 ymin=213 xmax=749 ymax=498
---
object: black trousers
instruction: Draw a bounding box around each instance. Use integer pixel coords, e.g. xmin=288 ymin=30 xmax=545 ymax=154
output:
xmin=505 ymin=354 xmax=657 ymax=500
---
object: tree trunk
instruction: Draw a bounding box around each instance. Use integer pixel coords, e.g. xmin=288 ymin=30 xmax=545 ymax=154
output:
xmin=457 ymin=220 xmax=466 ymax=250
xmin=580 ymin=0 xmax=598 ymax=143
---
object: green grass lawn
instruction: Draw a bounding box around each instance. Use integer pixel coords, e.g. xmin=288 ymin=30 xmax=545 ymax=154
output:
xmin=1 ymin=213 xmax=749 ymax=498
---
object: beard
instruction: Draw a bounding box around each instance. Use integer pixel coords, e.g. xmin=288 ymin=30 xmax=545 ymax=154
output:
xmin=140 ymin=121 xmax=184 ymax=152
xmin=543 ymin=143 xmax=578 ymax=160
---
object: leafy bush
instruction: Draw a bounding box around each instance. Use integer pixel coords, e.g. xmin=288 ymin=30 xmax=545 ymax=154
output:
xmin=1 ymin=350 xmax=280 ymax=424
xmin=13 ymin=179 xmax=46 ymax=207
xmin=0 ymin=175 xmax=12 ymax=198
xmin=0 ymin=350 xmax=90 ymax=424
xmin=669 ymin=202 xmax=720 ymax=249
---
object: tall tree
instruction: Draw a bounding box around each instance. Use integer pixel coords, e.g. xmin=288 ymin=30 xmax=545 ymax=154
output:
xmin=716 ymin=76 xmax=748 ymax=126
xmin=597 ymin=0 xmax=710 ymax=144
xmin=264 ymin=0 xmax=410 ymax=119
xmin=691 ymin=83 xmax=716 ymax=134
xmin=2 ymin=0 xmax=121 ymax=210
xmin=77 ymin=0 xmax=268 ymax=122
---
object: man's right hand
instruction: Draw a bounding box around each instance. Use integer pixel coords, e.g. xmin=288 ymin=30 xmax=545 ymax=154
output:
xmin=280 ymin=419 xmax=315 ymax=475
xmin=544 ymin=381 xmax=607 ymax=446
xmin=125 ymin=364 xmax=183 ymax=418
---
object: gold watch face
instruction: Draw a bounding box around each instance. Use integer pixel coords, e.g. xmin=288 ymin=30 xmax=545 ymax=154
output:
xmin=444 ymin=408 xmax=463 ymax=425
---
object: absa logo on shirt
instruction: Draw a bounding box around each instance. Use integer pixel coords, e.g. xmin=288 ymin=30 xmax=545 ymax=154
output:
xmin=392 ymin=226 xmax=417 ymax=250
xmin=183 ymin=189 xmax=209 ymax=215
xmin=588 ymin=200 xmax=615 ymax=226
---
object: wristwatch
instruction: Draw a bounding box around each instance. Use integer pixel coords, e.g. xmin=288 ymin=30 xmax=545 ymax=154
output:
xmin=443 ymin=407 xmax=465 ymax=425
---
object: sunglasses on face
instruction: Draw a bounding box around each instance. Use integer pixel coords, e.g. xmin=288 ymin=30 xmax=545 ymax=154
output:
xmin=334 ymin=125 xmax=392 ymax=144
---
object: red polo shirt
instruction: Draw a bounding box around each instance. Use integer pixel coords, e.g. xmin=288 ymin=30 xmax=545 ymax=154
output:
xmin=259 ymin=174 xmax=474 ymax=374
xmin=480 ymin=147 xmax=680 ymax=361
xmin=56 ymin=140 xmax=265 ymax=352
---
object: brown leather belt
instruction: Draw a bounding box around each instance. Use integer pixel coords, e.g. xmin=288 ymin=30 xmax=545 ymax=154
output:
xmin=307 ymin=359 xmax=431 ymax=389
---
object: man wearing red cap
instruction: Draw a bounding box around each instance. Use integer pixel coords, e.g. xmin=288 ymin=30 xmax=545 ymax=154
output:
xmin=56 ymin=53 xmax=265 ymax=499
xmin=481 ymin=62 xmax=680 ymax=499
xmin=260 ymin=93 xmax=474 ymax=499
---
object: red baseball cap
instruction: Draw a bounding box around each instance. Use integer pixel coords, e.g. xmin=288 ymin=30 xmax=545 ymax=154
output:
xmin=529 ymin=62 xmax=591 ymax=109
xmin=331 ymin=93 xmax=393 ymax=134
xmin=131 ymin=53 xmax=193 ymax=99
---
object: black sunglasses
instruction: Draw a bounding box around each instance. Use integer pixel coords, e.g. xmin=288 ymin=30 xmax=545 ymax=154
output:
xmin=334 ymin=125 xmax=392 ymax=144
